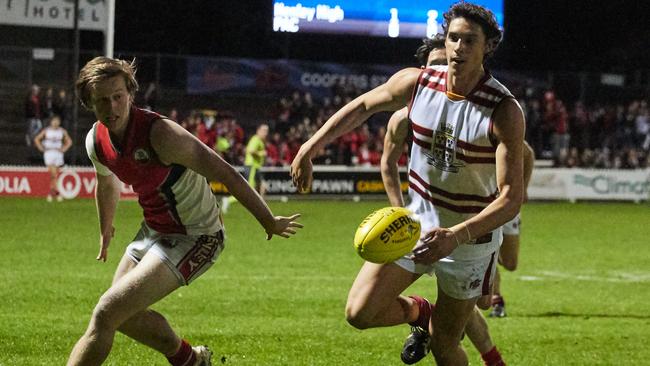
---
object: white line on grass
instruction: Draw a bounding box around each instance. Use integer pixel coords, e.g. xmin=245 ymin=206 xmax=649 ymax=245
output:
xmin=212 ymin=271 xmax=650 ymax=283
xmin=519 ymin=270 xmax=650 ymax=283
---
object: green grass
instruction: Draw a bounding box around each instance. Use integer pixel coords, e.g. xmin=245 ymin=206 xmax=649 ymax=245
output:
xmin=1 ymin=198 xmax=649 ymax=365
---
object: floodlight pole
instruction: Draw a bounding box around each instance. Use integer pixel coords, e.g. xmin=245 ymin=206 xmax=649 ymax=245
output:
xmin=71 ymin=0 xmax=80 ymax=164
xmin=105 ymin=0 xmax=115 ymax=58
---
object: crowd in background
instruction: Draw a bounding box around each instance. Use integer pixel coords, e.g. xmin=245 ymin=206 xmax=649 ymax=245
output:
xmin=171 ymin=82 xmax=391 ymax=168
xmin=170 ymin=80 xmax=649 ymax=170
xmin=23 ymin=79 xmax=649 ymax=170
xmin=523 ymin=90 xmax=649 ymax=169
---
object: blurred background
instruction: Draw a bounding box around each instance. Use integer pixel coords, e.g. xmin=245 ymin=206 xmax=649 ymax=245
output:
xmin=1 ymin=0 xmax=649 ymax=174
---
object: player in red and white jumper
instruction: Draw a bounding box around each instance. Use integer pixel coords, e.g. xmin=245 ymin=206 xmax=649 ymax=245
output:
xmin=33 ymin=114 xmax=72 ymax=202
xmin=291 ymin=3 xmax=524 ymax=365
xmin=67 ymin=57 xmax=302 ymax=366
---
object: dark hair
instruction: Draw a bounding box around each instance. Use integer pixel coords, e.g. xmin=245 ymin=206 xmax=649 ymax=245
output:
xmin=442 ymin=1 xmax=502 ymax=59
xmin=48 ymin=114 xmax=62 ymax=125
xmin=414 ymin=34 xmax=446 ymax=66
xmin=75 ymin=56 xmax=139 ymax=110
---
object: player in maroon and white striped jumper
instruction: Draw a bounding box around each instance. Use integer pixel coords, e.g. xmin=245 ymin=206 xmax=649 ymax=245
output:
xmin=291 ymin=2 xmax=523 ymax=365
xmin=67 ymin=57 xmax=302 ymax=366
xmin=382 ymin=34 xmax=507 ymax=366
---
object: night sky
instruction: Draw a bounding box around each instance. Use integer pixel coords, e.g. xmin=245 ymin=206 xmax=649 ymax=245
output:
xmin=108 ymin=0 xmax=650 ymax=73
xmin=3 ymin=0 xmax=649 ymax=74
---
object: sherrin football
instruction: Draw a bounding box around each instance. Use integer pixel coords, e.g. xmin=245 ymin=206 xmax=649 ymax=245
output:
xmin=354 ymin=207 xmax=421 ymax=263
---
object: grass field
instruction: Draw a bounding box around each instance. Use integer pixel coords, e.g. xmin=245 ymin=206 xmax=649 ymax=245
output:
xmin=1 ymin=197 xmax=649 ymax=365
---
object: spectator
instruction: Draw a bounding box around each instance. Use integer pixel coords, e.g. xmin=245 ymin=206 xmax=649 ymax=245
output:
xmin=620 ymin=148 xmax=640 ymax=169
xmin=25 ymin=84 xmax=43 ymax=149
xmin=523 ymin=99 xmax=544 ymax=157
xmin=570 ymin=101 xmax=590 ymax=153
xmin=196 ymin=114 xmax=217 ymax=148
xmin=274 ymin=97 xmax=292 ymax=134
xmin=52 ymin=88 xmax=72 ymax=129
xmin=42 ymin=87 xmax=55 ymax=118
xmin=634 ymin=103 xmax=648 ymax=146
xmin=180 ymin=113 xmax=201 ymax=136
xmin=143 ymin=82 xmax=158 ymax=110
xmin=355 ymin=141 xmax=381 ymax=167
xmin=168 ymin=108 xmax=179 ymax=122
xmin=267 ymin=132 xmax=290 ymax=166
xmin=543 ymin=91 xmax=570 ymax=166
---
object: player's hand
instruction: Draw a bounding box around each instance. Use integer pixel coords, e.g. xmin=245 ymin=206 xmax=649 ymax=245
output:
xmin=265 ymin=214 xmax=303 ymax=240
xmin=97 ymin=226 xmax=115 ymax=262
xmin=410 ymin=228 xmax=459 ymax=264
xmin=290 ymin=152 xmax=313 ymax=193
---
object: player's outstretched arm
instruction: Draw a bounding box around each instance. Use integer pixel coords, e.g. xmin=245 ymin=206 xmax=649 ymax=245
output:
xmin=95 ymin=173 xmax=120 ymax=261
xmin=291 ymin=67 xmax=421 ymax=192
xmin=150 ymin=119 xmax=302 ymax=240
xmin=381 ymin=107 xmax=410 ymax=207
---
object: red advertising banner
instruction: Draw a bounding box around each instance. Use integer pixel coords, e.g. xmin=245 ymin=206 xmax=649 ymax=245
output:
xmin=0 ymin=166 xmax=136 ymax=199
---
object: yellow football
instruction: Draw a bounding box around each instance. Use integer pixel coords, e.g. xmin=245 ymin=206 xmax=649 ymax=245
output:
xmin=353 ymin=207 xmax=421 ymax=263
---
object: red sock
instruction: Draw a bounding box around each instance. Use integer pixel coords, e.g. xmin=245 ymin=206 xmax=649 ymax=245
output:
xmin=167 ymin=339 xmax=196 ymax=366
xmin=408 ymin=295 xmax=433 ymax=330
xmin=482 ymin=346 xmax=505 ymax=366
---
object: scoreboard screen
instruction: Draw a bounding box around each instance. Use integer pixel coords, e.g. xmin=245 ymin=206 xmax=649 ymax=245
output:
xmin=272 ymin=0 xmax=504 ymax=39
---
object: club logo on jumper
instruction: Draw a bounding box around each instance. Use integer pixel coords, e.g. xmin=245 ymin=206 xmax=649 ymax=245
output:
xmin=133 ymin=148 xmax=151 ymax=164
xmin=425 ymin=123 xmax=464 ymax=172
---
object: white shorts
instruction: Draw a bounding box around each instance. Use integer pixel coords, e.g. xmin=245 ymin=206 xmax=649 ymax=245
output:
xmin=44 ymin=150 xmax=64 ymax=167
xmin=126 ymin=223 xmax=225 ymax=286
xmin=395 ymin=251 xmax=498 ymax=300
xmin=503 ymin=213 xmax=521 ymax=236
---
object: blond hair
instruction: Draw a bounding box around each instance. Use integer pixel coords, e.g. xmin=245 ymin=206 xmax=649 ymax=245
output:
xmin=75 ymin=56 xmax=139 ymax=110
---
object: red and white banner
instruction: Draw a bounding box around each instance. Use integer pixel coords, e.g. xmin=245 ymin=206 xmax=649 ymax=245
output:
xmin=0 ymin=166 xmax=136 ymax=199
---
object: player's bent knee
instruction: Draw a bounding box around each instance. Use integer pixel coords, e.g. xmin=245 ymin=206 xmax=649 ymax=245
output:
xmin=90 ymin=307 xmax=118 ymax=332
xmin=345 ymin=294 xmax=368 ymax=329
xmin=345 ymin=301 xmax=377 ymax=329
xmin=91 ymin=296 xmax=125 ymax=331
xmin=345 ymin=303 xmax=375 ymax=329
